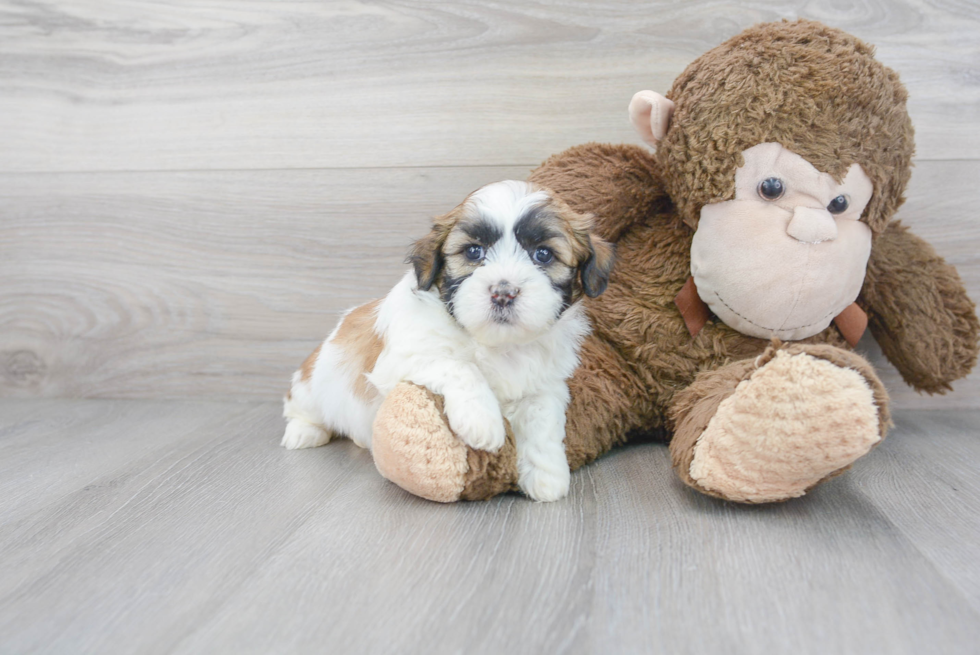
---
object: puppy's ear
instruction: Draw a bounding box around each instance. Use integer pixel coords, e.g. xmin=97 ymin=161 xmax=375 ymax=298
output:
xmin=406 ymin=223 xmax=449 ymax=291
xmin=581 ymin=236 xmax=615 ymax=298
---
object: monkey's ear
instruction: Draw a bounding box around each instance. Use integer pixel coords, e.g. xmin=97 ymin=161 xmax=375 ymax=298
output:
xmin=629 ymin=91 xmax=675 ymax=147
xmin=406 ymin=224 xmax=448 ymax=291
xmin=581 ymin=236 xmax=615 ymax=298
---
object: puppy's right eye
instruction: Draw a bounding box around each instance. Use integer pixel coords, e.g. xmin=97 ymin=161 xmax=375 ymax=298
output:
xmin=465 ymin=244 xmax=485 ymax=261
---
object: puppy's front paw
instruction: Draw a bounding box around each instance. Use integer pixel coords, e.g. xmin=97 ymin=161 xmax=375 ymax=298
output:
xmin=518 ymin=441 xmax=571 ymax=502
xmin=281 ymin=419 xmax=332 ymax=450
xmin=518 ymin=458 xmax=571 ymax=503
xmin=444 ymin=396 xmax=506 ymax=452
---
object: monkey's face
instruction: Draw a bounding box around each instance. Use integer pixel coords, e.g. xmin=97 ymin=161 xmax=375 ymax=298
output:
xmin=690 ymin=143 xmax=874 ymax=341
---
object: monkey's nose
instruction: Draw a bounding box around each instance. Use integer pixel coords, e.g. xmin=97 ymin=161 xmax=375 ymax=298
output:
xmin=787 ymin=206 xmax=838 ymax=244
xmin=490 ymin=282 xmax=520 ymax=308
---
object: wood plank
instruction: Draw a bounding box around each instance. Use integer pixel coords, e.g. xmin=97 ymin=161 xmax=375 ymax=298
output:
xmin=1 ymin=1 xmax=978 ymax=173
xmin=174 ymin=459 xmax=601 ymax=655
xmin=2 ymin=161 xmax=978 ymax=405
xmin=0 ymin=399 xmax=252 ymax=522
xmin=1 ymin=399 xmax=978 ymax=653
xmin=0 ymin=165 xmax=529 ymax=399
xmin=585 ymin=439 xmax=980 ymax=654
xmin=0 ymin=399 xmax=379 ymax=654
xmin=850 ymin=410 xmax=980 ymax=613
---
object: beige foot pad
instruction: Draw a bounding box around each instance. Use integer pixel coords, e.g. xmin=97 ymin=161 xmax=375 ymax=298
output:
xmin=372 ymin=383 xmax=469 ymax=503
xmin=690 ymin=350 xmax=881 ymax=503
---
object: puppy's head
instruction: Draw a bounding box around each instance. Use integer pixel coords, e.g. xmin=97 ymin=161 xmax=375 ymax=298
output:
xmin=408 ymin=181 xmax=614 ymax=345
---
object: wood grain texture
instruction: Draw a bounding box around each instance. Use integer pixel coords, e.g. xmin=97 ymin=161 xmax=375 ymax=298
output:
xmin=0 ymin=400 xmax=978 ymax=654
xmin=0 ymin=0 xmax=978 ymax=173
xmin=0 ymin=166 xmax=529 ymax=399
xmin=2 ymin=161 xmax=978 ymax=406
xmin=850 ymin=410 xmax=980 ymax=614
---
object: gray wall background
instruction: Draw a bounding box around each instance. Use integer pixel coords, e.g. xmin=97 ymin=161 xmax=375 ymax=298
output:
xmin=2 ymin=1 xmax=978 ymax=407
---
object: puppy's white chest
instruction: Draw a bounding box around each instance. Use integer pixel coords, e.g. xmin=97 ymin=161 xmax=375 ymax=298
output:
xmin=476 ymin=342 xmax=567 ymax=405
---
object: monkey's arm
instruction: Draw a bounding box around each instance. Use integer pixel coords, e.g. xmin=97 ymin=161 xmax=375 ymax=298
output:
xmin=529 ymin=143 xmax=671 ymax=243
xmin=860 ymin=220 xmax=979 ymax=393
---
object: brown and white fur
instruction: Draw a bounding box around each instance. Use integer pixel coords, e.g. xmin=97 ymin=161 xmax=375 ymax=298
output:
xmin=281 ymin=180 xmax=614 ymax=502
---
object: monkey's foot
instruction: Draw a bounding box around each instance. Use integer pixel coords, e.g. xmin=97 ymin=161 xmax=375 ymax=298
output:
xmin=372 ymin=383 xmax=519 ymax=502
xmin=670 ymin=344 xmax=889 ymax=503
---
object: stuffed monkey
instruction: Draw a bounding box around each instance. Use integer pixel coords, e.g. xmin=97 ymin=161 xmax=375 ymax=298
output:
xmin=369 ymin=19 xmax=979 ymax=503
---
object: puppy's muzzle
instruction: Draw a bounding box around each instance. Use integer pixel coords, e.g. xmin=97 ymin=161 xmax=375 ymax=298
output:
xmin=490 ymin=282 xmax=520 ymax=308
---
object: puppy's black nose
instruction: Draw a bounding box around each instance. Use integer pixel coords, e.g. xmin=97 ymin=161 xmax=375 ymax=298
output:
xmin=490 ymin=282 xmax=520 ymax=308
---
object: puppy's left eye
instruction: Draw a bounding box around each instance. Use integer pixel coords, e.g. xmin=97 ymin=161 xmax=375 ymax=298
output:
xmin=465 ymin=245 xmax=485 ymax=261
xmin=533 ymin=247 xmax=554 ymax=265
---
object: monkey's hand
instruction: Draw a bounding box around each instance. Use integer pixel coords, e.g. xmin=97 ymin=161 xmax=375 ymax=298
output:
xmin=861 ymin=220 xmax=979 ymax=393
xmin=529 ymin=143 xmax=671 ymax=243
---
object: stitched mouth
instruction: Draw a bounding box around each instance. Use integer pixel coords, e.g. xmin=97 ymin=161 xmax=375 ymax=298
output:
xmin=713 ymin=291 xmax=837 ymax=333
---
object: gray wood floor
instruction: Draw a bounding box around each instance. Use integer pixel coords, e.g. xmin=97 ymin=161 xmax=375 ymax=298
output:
xmin=1 ymin=400 xmax=978 ymax=655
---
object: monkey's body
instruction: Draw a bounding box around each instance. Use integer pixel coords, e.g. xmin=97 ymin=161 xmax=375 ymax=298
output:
xmin=365 ymin=20 xmax=978 ymax=504
xmin=539 ymin=145 xmax=856 ymax=438
xmin=532 ymin=144 xmax=902 ymax=501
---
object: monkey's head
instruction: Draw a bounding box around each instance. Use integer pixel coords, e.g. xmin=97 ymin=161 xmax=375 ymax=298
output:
xmin=629 ymin=20 xmax=915 ymax=341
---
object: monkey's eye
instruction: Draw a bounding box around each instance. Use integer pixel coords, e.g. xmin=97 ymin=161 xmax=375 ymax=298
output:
xmin=533 ymin=247 xmax=554 ymax=265
xmin=758 ymin=177 xmax=785 ymax=200
xmin=827 ymin=195 xmax=849 ymax=214
xmin=465 ymin=244 xmax=485 ymax=261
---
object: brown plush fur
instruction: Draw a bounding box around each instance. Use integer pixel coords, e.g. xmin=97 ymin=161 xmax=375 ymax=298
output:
xmin=372 ymin=19 xmax=978 ymax=503
xmin=531 ymin=136 xmax=974 ymax=501
xmin=861 ymin=221 xmax=980 ymax=392
xmin=531 ymin=143 xmax=673 ymax=243
xmin=511 ymin=22 xmax=971 ymax=498
xmin=460 ymin=426 xmax=519 ymax=500
xmin=668 ymin=358 xmax=759 ymax=499
xmin=533 ymin=145 xmax=853 ymax=443
xmin=372 ymin=383 xmax=470 ymax=503
xmin=658 ymin=19 xmax=915 ymax=235
xmin=670 ymin=341 xmax=891 ymax=502
xmin=389 ymin=386 xmax=523 ymax=501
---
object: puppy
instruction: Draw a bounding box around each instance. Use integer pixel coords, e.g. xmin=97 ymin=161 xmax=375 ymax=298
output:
xmin=281 ymin=180 xmax=614 ymax=502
